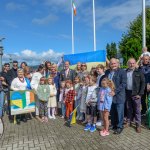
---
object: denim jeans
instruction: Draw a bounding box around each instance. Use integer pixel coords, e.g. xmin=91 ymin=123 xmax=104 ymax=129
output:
xmin=0 ymin=91 xmax=5 ymax=118
xmin=111 ymin=102 xmax=124 ymax=129
xmin=61 ymin=103 xmax=66 ymax=117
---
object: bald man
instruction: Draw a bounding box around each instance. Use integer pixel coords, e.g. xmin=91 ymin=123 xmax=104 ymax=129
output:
xmin=125 ymin=58 xmax=145 ymax=133
xmin=105 ymin=58 xmax=127 ymax=134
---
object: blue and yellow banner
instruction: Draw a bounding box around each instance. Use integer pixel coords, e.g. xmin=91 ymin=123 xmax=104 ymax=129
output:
xmin=64 ymin=50 xmax=106 ymax=70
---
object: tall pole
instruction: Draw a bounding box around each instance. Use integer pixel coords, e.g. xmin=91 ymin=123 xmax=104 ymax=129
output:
xmin=0 ymin=38 xmax=5 ymax=72
xmin=142 ymin=0 xmax=146 ymax=48
xmin=93 ymin=0 xmax=96 ymax=51
xmin=71 ymin=0 xmax=75 ymax=54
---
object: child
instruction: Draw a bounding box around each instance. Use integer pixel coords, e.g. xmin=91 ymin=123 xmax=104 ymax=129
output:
xmin=47 ymin=77 xmax=57 ymax=119
xmin=36 ymin=77 xmax=50 ymax=122
xmin=80 ymin=76 xmax=90 ymax=123
xmin=59 ymin=81 xmax=66 ymax=119
xmin=65 ymin=80 xmax=76 ymax=119
xmin=98 ymin=78 xmax=115 ymax=136
xmin=84 ymin=76 xmax=98 ymax=132
xmin=74 ymin=76 xmax=82 ymax=120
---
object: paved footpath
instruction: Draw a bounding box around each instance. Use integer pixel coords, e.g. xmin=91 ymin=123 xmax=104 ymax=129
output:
xmin=0 ymin=115 xmax=150 ymax=150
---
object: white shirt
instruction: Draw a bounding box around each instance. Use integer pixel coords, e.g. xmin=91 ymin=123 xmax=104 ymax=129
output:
xmin=86 ymin=85 xmax=97 ymax=103
xmin=11 ymin=77 xmax=27 ymax=91
xmin=127 ymin=70 xmax=134 ymax=90
xmin=30 ymin=72 xmax=43 ymax=90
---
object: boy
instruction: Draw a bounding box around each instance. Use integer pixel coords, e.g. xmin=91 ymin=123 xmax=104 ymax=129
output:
xmin=84 ymin=76 xmax=98 ymax=132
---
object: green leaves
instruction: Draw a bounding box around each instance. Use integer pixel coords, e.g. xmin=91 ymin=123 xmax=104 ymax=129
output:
xmin=119 ymin=7 xmax=150 ymax=65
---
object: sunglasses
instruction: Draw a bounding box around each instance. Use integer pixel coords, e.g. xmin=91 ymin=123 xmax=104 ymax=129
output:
xmin=5 ymin=66 xmax=10 ymax=67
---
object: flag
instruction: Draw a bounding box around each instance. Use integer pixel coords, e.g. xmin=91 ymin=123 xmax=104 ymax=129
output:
xmin=68 ymin=105 xmax=79 ymax=126
xmin=72 ymin=1 xmax=76 ymax=16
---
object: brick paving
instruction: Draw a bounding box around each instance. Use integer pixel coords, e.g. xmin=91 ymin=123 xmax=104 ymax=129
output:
xmin=0 ymin=115 xmax=150 ymax=150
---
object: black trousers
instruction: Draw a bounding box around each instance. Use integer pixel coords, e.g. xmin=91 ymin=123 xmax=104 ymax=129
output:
xmin=141 ymin=87 xmax=148 ymax=114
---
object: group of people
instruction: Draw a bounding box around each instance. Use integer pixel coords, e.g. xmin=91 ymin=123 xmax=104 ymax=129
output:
xmin=0 ymin=48 xmax=150 ymax=137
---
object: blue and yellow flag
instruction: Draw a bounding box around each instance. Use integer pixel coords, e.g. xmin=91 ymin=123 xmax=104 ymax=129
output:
xmin=64 ymin=50 xmax=106 ymax=71
xmin=68 ymin=105 xmax=79 ymax=126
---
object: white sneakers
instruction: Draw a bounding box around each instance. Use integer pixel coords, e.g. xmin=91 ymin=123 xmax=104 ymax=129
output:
xmin=96 ymin=120 xmax=103 ymax=127
xmin=52 ymin=115 xmax=56 ymax=119
xmin=48 ymin=115 xmax=56 ymax=119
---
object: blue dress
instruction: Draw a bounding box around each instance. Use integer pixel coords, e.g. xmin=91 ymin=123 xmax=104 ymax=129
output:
xmin=97 ymin=87 xmax=113 ymax=112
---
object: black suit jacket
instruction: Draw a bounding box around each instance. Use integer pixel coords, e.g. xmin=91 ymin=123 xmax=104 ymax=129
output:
xmin=60 ymin=69 xmax=76 ymax=83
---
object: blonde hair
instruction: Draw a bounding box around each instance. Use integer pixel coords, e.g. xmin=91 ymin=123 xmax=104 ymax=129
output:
xmin=102 ymin=78 xmax=115 ymax=92
xmin=48 ymin=77 xmax=54 ymax=85
xmin=17 ymin=68 xmax=24 ymax=73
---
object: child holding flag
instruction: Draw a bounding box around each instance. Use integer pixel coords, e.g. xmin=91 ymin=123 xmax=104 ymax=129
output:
xmin=65 ymin=80 xmax=76 ymax=119
xmin=84 ymin=76 xmax=98 ymax=132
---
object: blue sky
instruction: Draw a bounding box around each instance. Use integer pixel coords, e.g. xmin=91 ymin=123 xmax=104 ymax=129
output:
xmin=0 ymin=0 xmax=150 ymax=64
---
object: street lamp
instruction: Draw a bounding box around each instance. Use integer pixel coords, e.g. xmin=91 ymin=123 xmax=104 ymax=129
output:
xmin=0 ymin=37 xmax=5 ymax=72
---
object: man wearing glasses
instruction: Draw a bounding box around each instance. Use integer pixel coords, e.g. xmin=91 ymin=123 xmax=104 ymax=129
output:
xmin=6 ymin=61 xmax=18 ymax=123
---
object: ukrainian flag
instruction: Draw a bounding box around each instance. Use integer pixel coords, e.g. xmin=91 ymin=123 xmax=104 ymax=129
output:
xmin=68 ymin=105 xmax=79 ymax=126
xmin=64 ymin=50 xmax=106 ymax=71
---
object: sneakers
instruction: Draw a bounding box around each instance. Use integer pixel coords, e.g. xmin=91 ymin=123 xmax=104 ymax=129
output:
xmin=48 ymin=115 xmax=53 ymax=119
xmin=100 ymin=129 xmax=110 ymax=136
xmin=84 ymin=124 xmax=91 ymax=131
xmin=90 ymin=125 xmax=96 ymax=132
xmin=52 ymin=115 xmax=56 ymax=119
xmin=96 ymin=121 xmax=103 ymax=127
xmin=84 ymin=124 xmax=96 ymax=132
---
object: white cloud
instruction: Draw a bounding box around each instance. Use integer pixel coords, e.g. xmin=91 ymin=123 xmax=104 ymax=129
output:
xmin=3 ymin=49 xmax=63 ymax=66
xmin=80 ymin=0 xmax=144 ymax=31
xmin=6 ymin=2 xmax=27 ymax=11
xmin=32 ymin=14 xmax=58 ymax=25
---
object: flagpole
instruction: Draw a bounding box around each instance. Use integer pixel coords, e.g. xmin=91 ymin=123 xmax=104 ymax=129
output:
xmin=71 ymin=0 xmax=75 ymax=54
xmin=142 ymin=0 xmax=146 ymax=48
xmin=93 ymin=0 xmax=96 ymax=51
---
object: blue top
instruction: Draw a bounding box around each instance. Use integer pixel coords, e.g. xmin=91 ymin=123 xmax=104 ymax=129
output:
xmin=97 ymin=87 xmax=113 ymax=111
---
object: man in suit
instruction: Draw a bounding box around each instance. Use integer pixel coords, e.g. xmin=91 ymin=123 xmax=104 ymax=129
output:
xmin=125 ymin=58 xmax=145 ymax=133
xmin=60 ymin=61 xmax=76 ymax=83
xmin=105 ymin=58 xmax=127 ymax=134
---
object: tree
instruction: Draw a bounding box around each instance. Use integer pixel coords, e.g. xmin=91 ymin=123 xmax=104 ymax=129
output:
xmin=106 ymin=42 xmax=117 ymax=60
xmin=119 ymin=7 xmax=150 ymax=65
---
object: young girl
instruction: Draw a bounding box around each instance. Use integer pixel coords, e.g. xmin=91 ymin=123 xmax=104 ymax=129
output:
xmin=47 ymin=77 xmax=57 ymax=119
xmin=36 ymin=77 xmax=50 ymax=122
xmin=98 ymin=78 xmax=115 ymax=136
xmin=80 ymin=76 xmax=90 ymax=123
xmin=65 ymin=80 xmax=76 ymax=119
xmin=59 ymin=81 xmax=66 ymax=119
xmin=74 ymin=76 xmax=82 ymax=120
